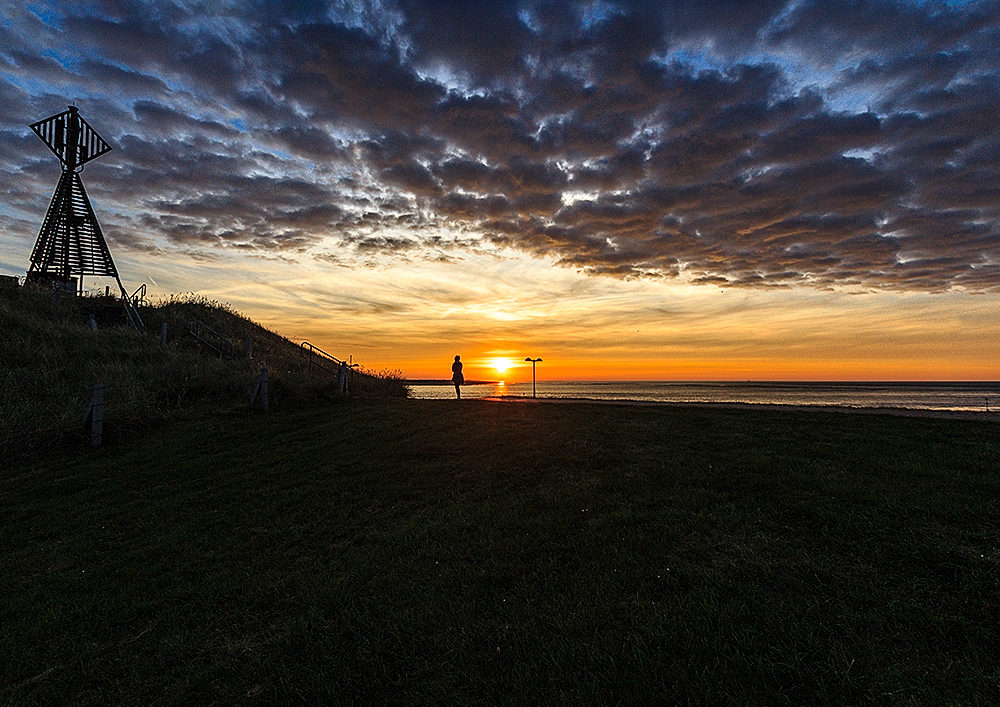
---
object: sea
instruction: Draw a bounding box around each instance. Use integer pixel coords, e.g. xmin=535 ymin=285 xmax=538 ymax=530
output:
xmin=407 ymin=380 xmax=1000 ymax=414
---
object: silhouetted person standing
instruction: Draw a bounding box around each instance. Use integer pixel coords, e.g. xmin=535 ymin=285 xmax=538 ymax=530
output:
xmin=451 ymin=355 xmax=464 ymax=398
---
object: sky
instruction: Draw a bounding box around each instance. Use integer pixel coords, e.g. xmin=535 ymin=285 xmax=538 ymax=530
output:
xmin=2 ymin=0 xmax=999 ymax=382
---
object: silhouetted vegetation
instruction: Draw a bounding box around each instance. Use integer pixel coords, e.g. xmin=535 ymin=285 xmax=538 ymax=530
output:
xmin=0 ymin=285 xmax=407 ymax=460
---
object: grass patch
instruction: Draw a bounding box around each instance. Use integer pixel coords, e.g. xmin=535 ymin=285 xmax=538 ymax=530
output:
xmin=2 ymin=400 xmax=999 ymax=705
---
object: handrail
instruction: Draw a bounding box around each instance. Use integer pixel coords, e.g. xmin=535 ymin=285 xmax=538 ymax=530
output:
xmin=130 ymin=283 xmax=146 ymax=307
xmin=299 ymin=342 xmax=360 ymax=394
xmin=121 ymin=298 xmax=144 ymax=332
xmin=190 ymin=319 xmax=235 ymax=359
xmin=120 ymin=288 xmax=144 ymax=332
xmin=300 ymin=341 xmax=343 ymax=375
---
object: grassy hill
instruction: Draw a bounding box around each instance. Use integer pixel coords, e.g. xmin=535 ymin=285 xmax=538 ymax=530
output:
xmin=0 ymin=283 xmax=406 ymax=459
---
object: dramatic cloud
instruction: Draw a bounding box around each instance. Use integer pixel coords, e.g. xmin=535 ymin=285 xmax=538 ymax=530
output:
xmin=2 ymin=0 xmax=1000 ymax=291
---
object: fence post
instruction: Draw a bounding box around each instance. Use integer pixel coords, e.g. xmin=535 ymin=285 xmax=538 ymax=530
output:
xmin=82 ymin=384 xmax=104 ymax=447
xmin=250 ymin=367 xmax=269 ymax=412
xmin=245 ymin=338 xmax=253 ymax=359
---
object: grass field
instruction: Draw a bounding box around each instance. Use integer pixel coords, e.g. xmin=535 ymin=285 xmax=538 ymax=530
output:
xmin=2 ymin=399 xmax=999 ymax=706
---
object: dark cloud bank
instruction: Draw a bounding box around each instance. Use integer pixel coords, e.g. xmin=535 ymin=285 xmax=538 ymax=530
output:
xmin=3 ymin=0 xmax=1000 ymax=291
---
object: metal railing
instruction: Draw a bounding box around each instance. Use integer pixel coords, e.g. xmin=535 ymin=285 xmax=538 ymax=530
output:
xmin=300 ymin=342 xmax=359 ymax=394
xmin=300 ymin=341 xmax=342 ymax=375
xmin=121 ymin=295 xmax=144 ymax=332
xmin=125 ymin=283 xmax=146 ymax=332
xmin=190 ymin=319 xmax=235 ymax=359
xmin=129 ymin=283 xmax=146 ymax=307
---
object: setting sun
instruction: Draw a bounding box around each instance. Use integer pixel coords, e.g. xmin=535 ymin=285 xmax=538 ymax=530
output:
xmin=491 ymin=358 xmax=512 ymax=374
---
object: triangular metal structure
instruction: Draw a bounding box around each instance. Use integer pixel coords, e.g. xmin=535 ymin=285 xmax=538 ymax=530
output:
xmin=29 ymin=170 xmax=121 ymax=281
xmin=27 ymin=105 xmax=125 ymax=296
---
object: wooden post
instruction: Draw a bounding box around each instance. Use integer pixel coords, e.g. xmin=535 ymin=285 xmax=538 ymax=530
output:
xmin=82 ymin=384 xmax=104 ymax=447
xmin=250 ymin=367 xmax=269 ymax=412
xmin=245 ymin=338 xmax=253 ymax=359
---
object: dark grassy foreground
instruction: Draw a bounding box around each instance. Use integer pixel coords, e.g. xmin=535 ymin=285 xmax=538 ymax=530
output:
xmin=2 ymin=400 xmax=999 ymax=706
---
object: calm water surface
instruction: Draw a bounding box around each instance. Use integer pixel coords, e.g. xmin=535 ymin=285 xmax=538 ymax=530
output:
xmin=408 ymin=380 xmax=1000 ymax=413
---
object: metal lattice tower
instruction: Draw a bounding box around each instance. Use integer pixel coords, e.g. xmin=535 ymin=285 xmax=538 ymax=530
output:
xmin=27 ymin=105 xmax=125 ymax=296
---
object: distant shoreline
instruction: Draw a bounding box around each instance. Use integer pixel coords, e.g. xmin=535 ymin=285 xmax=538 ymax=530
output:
xmin=478 ymin=395 xmax=1000 ymax=421
xmin=408 ymin=380 xmax=1000 ymax=416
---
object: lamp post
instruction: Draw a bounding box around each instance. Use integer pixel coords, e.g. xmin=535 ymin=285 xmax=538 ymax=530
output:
xmin=524 ymin=357 xmax=542 ymax=398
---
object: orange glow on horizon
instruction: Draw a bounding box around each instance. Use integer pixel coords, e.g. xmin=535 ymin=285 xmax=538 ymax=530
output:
xmin=250 ymin=279 xmax=1000 ymax=385
xmin=388 ymin=351 xmax=1000 ymax=383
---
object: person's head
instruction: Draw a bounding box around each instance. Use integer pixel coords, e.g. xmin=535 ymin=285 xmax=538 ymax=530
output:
xmin=454 ymin=355 xmax=461 ymax=361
